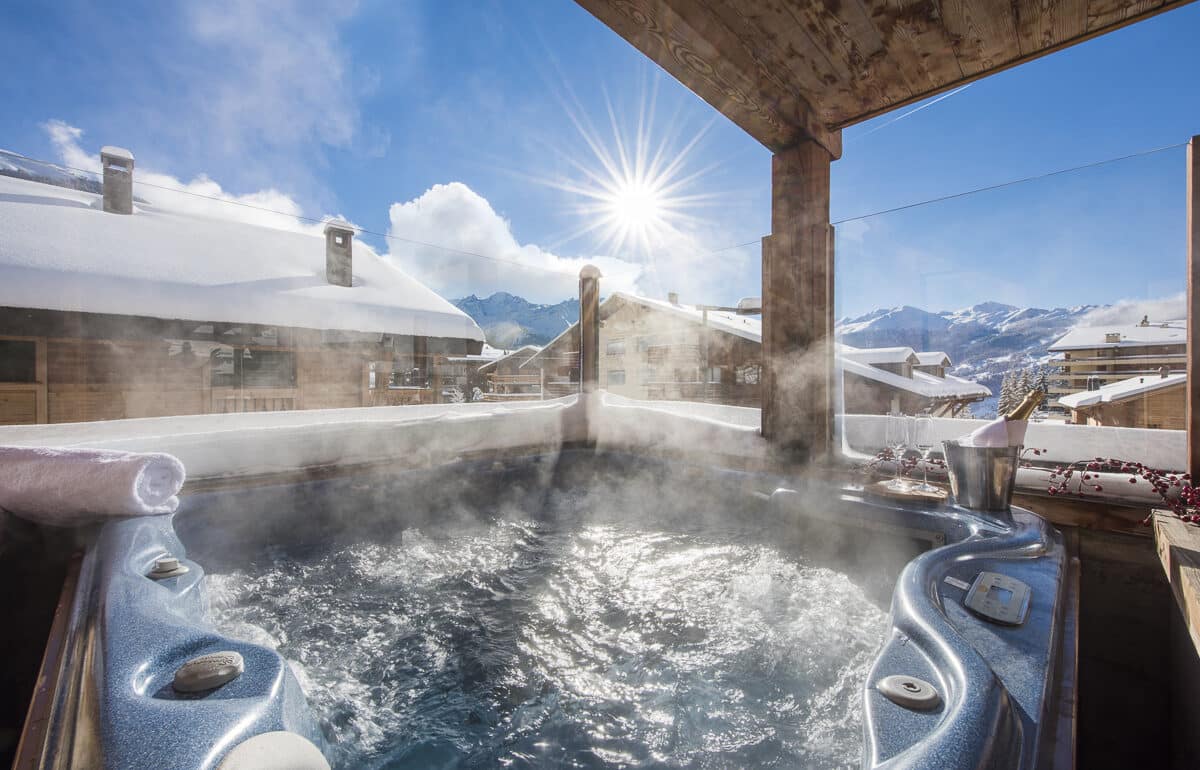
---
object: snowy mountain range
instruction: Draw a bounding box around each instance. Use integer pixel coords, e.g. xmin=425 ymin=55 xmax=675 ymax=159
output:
xmin=453 ymin=292 xmax=578 ymax=348
xmin=837 ymin=301 xmax=1099 ymax=415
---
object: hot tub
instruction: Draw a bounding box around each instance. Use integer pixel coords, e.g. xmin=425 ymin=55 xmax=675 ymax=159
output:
xmin=29 ymin=449 xmax=1074 ymax=769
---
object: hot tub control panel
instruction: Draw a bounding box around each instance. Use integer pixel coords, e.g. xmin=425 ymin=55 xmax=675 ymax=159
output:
xmin=964 ymin=571 xmax=1031 ymax=626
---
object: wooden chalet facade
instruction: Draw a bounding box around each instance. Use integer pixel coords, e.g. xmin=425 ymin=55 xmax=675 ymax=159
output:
xmin=1059 ymin=371 xmax=1186 ymax=430
xmin=523 ymin=292 xmax=988 ymax=414
xmin=477 ymin=345 xmax=542 ymax=401
xmin=525 ymin=326 xmax=581 ymax=399
xmin=0 ymin=163 xmax=485 ymax=425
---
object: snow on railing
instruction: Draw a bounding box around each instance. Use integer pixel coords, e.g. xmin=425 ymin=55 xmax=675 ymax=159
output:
xmin=0 ymin=397 xmax=1181 ymax=508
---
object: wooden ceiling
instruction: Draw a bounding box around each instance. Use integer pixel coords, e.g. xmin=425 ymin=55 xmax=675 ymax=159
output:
xmin=575 ymin=0 xmax=1193 ymax=157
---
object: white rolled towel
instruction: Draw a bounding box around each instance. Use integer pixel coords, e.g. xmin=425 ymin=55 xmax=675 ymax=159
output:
xmin=0 ymin=446 xmax=186 ymax=525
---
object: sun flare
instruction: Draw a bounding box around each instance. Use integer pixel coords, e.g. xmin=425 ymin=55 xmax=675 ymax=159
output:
xmin=531 ymin=80 xmax=720 ymax=259
xmin=604 ymin=177 xmax=665 ymax=234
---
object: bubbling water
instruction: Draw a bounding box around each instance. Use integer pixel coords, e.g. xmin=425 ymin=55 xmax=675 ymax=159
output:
xmin=207 ymin=513 xmax=887 ymax=769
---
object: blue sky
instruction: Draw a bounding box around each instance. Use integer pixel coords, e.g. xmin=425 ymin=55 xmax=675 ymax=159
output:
xmin=1 ymin=0 xmax=1197 ymax=314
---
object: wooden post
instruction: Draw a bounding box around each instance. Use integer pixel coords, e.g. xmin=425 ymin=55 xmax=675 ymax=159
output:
xmin=1188 ymin=135 xmax=1200 ymax=481
xmin=762 ymin=137 xmax=837 ymax=458
xmin=579 ymin=265 xmax=602 ymax=394
xmin=431 ymin=355 xmax=442 ymax=404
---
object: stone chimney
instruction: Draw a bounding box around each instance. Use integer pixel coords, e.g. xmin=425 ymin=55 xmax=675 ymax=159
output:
xmin=100 ymin=146 xmax=134 ymax=215
xmin=1161 ymin=366 xmax=1170 ymax=379
xmin=324 ymin=220 xmax=354 ymax=287
xmin=668 ymin=291 xmax=679 ymax=305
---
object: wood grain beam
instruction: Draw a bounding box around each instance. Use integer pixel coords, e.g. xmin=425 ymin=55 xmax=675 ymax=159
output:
xmin=942 ymin=0 xmax=1022 ymax=76
xmin=575 ymin=0 xmax=841 ymax=156
xmin=779 ymin=0 xmax=917 ymax=111
xmin=1188 ymin=135 xmax=1200 ymax=482
xmin=578 ymin=0 xmax=1192 ymax=137
xmin=847 ymin=0 xmax=1189 ymax=127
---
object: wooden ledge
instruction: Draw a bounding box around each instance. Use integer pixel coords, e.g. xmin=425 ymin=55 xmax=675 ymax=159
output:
xmin=1153 ymin=511 xmax=1200 ymax=654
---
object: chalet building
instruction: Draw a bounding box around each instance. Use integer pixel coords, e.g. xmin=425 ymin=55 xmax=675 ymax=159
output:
xmin=525 ymin=325 xmax=582 ymax=400
xmin=839 ymin=346 xmax=990 ymax=416
xmin=1047 ymin=317 xmax=1185 ymax=402
xmin=438 ymin=345 xmax=505 ymax=401
xmin=1058 ymin=370 xmax=1186 ymax=430
xmin=477 ymin=344 xmax=542 ymax=401
xmin=0 ymin=148 xmax=486 ymax=425
xmin=524 ymin=292 xmax=989 ymax=415
xmin=913 ymin=352 xmax=951 ymax=378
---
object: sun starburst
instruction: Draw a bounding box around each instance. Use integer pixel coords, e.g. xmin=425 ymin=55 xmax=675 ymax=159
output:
xmin=534 ymin=78 xmax=721 ymax=259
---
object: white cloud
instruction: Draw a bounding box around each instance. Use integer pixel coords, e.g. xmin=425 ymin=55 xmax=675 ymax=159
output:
xmin=43 ymin=120 xmax=97 ymax=173
xmin=1077 ymin=293 xmax=1185 ymax=326
xmin=42 ymin=120 xmax=751 ymax=308
xmin=385 ymin=182 xmax=644 ymax=303
xmin=183 ymin=0 xmax=367 ymax=157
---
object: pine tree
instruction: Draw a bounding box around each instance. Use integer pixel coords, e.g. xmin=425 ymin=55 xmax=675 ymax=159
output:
xmin=997 ymin=371 xmax=1017 ymax=415
xmin=1017 ymin=367 xmax=1033 ymax=397
xmin=1035 ymin=366 xmax=1049 ymax=394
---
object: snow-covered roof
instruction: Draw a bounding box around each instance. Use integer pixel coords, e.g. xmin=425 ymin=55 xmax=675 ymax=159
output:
xmin=914 ymin=351 xmax=951 ymax=367
xmin=1058 ymin=372 xmax=1186 ymax=409
xmin=840 ymin=357 xmax=991 ymax=400
xmin=521 ymin=326 xmax=577 ymax=368
xmin=478 ymin=344 xmax=543 ymax=373
xmin=0 ymin=175 xmax=484 ymax=342
xmin=608 ymin=292 xmax=763 ymax=342
xmin=1048 ymin=321 xmax=1185 ymax=351
xmin=839 ymin=345 xmax=919 ymax=366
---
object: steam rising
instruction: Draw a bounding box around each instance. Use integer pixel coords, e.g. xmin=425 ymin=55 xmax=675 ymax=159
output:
xmin=199 ymin=458 xmax=888 ymax=769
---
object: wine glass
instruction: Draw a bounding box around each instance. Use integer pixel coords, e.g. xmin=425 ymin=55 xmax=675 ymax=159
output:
xmin=885 ymin=415 xmax=911 ymax=491
xmin=912 ymin=414 xmax=937 ymax=493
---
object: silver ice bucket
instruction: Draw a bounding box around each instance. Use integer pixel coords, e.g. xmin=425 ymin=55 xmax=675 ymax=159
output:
xmin=942 ymin=439 xmax=1022 ymax=514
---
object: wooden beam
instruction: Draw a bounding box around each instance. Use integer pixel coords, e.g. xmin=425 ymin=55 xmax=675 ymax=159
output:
xmin=1188 ymin=135 xmax=1200 ymax=482
xmin=579 ymin=266 xmax=602 ymax=393
xmin=762 ymin=137 xmax=836 ymax=457
xmin=1154 ymin=511 xmax=1200 ymax=654
xmin=574 ymin=0 xmax=841 ymax=156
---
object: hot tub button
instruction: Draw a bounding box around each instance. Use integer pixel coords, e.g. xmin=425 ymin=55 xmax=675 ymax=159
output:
xmin=148 ymin=555 xmax=190 ymax=580
xmin=877 ymin=675 xmax=941 ymax=710
xmin=173 ymin=651 xmax=245 ymax=693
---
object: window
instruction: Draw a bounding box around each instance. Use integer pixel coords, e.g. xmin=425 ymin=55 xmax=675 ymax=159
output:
xmin=735 ymin=364 xmax=761 ymax=386
xmin=706 ymin=366 xmax=722 ymax=384
xmin=211 ymin=347 xmax=296 ymax=388
xmin=606 ymin=338 xmax=625 ymax=356
xmin=608 ymin=369 xmax=625 ymax=386
xmin=0 ymin=339 xmax=37 ymax=382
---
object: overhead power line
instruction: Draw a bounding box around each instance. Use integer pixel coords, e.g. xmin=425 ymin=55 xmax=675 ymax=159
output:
xmin=694 ymin=140 xmax=1188 ymax=258
xmin=7 ymin=139 xmax=1190 ymax=270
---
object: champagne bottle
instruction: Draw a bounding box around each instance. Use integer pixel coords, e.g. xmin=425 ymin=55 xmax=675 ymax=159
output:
xmin=1004 ymin=389 xmax=1044 ymax=422
xmin=962 ymin=389 xmax=1043 ymax=448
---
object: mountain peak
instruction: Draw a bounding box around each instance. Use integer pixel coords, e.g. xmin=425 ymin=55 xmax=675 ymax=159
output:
xmin=453 ymin=292 xmax=578 ymax=348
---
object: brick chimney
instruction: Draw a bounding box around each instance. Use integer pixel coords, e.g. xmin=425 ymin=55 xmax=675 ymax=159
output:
xmin=324 ymin=220 xmax=354 ymax=287
xmin=100 ymin=146 xmax=134 ymax=215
